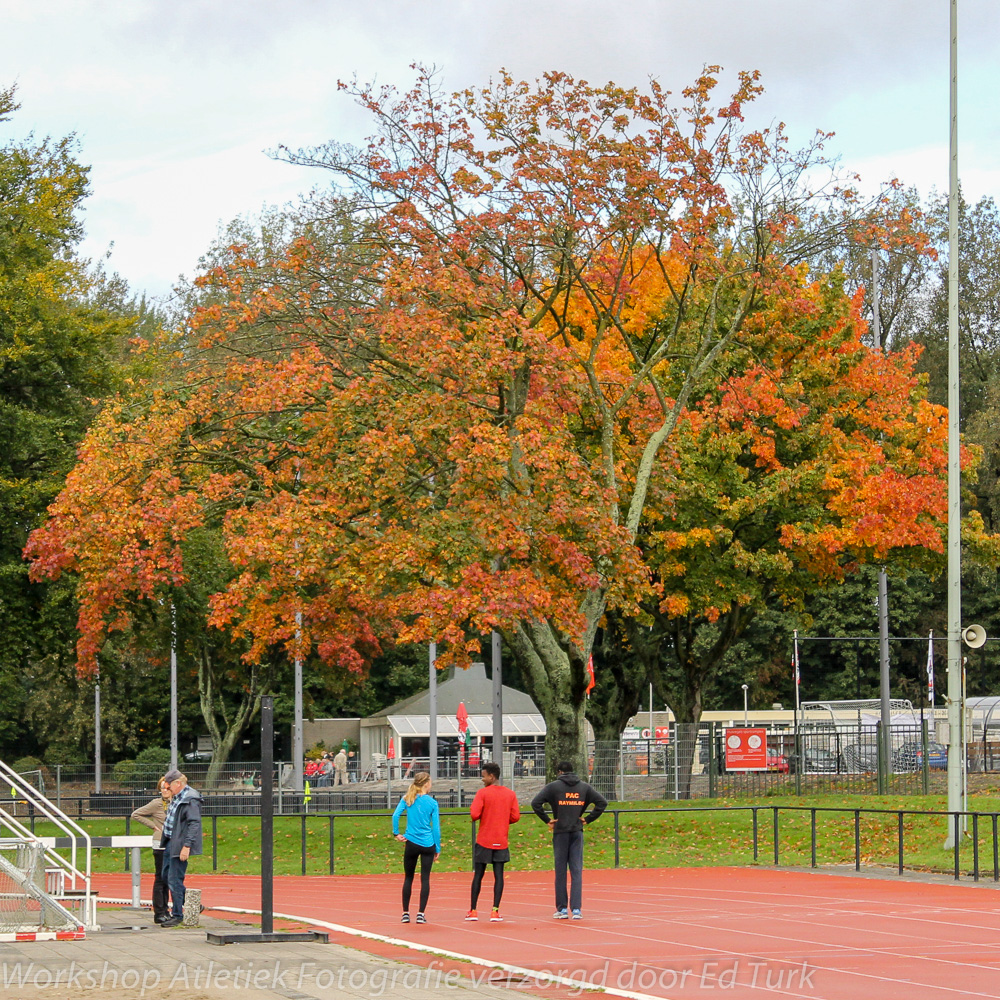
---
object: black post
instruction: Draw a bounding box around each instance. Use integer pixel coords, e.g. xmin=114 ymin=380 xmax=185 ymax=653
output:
xmin=261 ymin=695 xmax=274 ymax=935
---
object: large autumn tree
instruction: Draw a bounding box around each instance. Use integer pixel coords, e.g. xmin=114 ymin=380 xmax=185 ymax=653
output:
xmin=585 ymin=272 xmax=997 ymax=793
xmin=27 ymin=69 xmax=939 ymax=776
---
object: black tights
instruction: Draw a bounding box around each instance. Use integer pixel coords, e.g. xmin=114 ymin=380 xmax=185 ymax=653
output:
xmin=402 ymin=840 xmax=435 ymax=914
xmin=470 ymin=862 xmax=505 ymax=909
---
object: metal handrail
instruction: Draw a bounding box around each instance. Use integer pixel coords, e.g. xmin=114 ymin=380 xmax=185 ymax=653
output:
xmin=0 ymin=761 xmax=92 ymax=912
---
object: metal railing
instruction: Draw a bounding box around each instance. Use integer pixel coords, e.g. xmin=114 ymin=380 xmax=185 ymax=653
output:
xmin=14 ymin=720 xmax=955 ymax=810
xmin=22 ymin=803 xmax=1000 ymax=885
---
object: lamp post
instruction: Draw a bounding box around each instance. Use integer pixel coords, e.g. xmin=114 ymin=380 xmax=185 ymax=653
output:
xmin=741 ymin=684 xmax=749 ymax=727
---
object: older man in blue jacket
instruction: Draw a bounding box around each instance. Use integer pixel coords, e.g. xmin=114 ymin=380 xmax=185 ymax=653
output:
xmin=159 ymin=769 xmax=204 ymax=927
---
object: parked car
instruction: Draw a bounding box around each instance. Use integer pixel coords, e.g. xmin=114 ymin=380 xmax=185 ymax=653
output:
xmin=766 ymin=751 xmax=790 ymax=773
xmin=183 ymin=749 xmax=213 ymax=762
xmin=788 ymin=748 xmax=840 ymax=774
xmin=892 ymin=741 xmax=948 ymax=772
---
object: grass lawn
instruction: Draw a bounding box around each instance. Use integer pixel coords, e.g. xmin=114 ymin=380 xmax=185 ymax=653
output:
xmin=18 ymin=792 xmax=1000 ymax=879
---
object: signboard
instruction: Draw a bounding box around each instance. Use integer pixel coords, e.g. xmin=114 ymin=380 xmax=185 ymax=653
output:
xmin=622 ymin=726 xmax=670 ymax=745
xmin=724 ymin=728 xmax=767 ymax=772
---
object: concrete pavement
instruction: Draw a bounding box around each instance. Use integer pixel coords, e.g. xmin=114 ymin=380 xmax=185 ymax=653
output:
xmin=0 ymin=906 xmax=528 ymax=1000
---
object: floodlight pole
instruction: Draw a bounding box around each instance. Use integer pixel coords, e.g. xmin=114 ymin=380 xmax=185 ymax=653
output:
xmin=492 ymin=632 xmax=503 ymax=780
xmin=293 ymin=611 xmax=303 ymax=793
xmin=428 ymin=643 xmax=437 ymax=780
xmin=170 ymin=603 xmax=178 ymax=771
xmin=944 ymin=0 xmax=963 ymax=848
xmin=873 ymin=248 xmax=892 ymax=779
xmin=741 ymin=684 xmax=749 ymax=727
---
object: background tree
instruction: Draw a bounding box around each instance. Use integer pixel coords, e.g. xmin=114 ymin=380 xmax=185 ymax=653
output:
xmin=584 ymin=273 xmax=982 ymax=794
xmin=0 ymin=84 xmax=152 ymax=759
xmin=27 ymin=69 xmax=937 ymax=778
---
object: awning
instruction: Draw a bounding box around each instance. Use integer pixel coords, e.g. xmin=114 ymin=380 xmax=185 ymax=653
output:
xmin=386 ymin=714 xmax=546 ymax=738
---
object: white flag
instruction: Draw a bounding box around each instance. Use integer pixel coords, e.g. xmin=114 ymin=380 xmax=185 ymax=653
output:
xmin=926 ymin=632 xmax=935 ymax=708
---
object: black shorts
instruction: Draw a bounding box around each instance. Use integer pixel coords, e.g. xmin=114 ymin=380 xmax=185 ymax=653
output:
xmin=474 ymin=844 xmax=510 ymax=865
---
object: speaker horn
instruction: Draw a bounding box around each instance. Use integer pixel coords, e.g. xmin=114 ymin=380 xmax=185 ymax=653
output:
xmin=962 ymin=624 xmax=987 ymax=649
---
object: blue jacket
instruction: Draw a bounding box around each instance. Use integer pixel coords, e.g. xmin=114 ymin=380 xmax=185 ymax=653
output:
xmin=392 ymin=793 xmax=441 ymax=853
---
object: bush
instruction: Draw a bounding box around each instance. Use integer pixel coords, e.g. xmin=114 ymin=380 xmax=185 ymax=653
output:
xmin=12 ymin=755 xmax=44 ymax=775
xmin=113 ymin=747 xmax=173 ymax=790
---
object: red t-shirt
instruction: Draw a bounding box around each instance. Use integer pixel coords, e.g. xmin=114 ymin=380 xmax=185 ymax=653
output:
xmin=470 ymin=783 xmax=520 ymax=849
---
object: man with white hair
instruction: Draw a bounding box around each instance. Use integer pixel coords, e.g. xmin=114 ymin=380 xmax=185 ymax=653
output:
xmin=159 ymin=769 xmax=203 ymax=927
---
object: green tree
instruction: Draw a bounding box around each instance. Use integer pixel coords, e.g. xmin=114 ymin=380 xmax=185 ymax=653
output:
xmin=0 ymin=84 xmax=150 ymax=758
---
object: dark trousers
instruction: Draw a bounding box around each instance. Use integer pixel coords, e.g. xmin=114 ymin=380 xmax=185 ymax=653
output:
xmin=552 ymin=830 xmax=584 ymax=911
xmin=401 ymin=840 xmax=435 ymax=914
xmin=161 ymin=842 xmax=188 ymax=918
xmin=470 ymin=862 xmax=505 ymax=909
xmin=152 ymin=848 xmax=168 ymax=919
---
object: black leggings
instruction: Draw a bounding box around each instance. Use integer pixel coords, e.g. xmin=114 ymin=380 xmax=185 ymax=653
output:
xmin=470 ymin=862 xmax=505 ymax=909
xmin=402 ymin=840 xmax=436 ymax=914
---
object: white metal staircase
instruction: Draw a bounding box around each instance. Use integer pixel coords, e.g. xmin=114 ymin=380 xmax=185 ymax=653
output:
xmin=0 ymin=759 xmax=95 ymax=936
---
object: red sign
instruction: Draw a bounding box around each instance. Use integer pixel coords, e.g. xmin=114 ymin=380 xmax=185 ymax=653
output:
xmin=724 ymin=728 xmax=768 ymax=771
xmin=639 ymin=726 xmax=671 ymax=744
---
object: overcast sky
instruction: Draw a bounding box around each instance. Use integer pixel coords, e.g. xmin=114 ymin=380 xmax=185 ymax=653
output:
xmin=4 ymin=1 xmax=998 ymax=303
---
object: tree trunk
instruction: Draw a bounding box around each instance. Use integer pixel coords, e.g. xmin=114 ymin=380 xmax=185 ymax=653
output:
xmin=198 ymin=651 xmax=273 ymax=788
xmin=506 ymin=619 xmax=590 ymax=781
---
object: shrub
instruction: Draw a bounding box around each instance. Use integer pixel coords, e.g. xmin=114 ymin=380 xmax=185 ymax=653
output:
xmin=113 ymin=747 xmax=173 ymax=790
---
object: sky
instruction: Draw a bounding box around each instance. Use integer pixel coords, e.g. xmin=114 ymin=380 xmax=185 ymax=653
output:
xmin=3 ymin=1 xmax=999 ymax=304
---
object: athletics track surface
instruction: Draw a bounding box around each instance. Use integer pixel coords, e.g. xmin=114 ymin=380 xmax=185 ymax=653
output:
xmin=94 ymin=867 xmax=1000 ymax=1000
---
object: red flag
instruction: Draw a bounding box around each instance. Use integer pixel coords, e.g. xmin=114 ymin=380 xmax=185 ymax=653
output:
xmin=456 ymin=701 xmax=469 ymax=763
xmin=586 ymin=655 xmax=595 ymax=696
xmin=387 ymin=737 xmax=395 ymax=760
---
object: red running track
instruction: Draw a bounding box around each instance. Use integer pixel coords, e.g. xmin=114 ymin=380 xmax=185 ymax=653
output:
xmin=94 ymin=867 xmax=1000 ymax=999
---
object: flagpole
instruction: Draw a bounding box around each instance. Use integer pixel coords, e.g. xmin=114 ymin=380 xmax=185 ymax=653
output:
xmin=928 ymin=630 xmax=935 ymax=711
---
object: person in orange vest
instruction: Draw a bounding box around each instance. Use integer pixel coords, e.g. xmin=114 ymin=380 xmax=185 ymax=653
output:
xmin=466 ymin=762 xmax=519 ymax=922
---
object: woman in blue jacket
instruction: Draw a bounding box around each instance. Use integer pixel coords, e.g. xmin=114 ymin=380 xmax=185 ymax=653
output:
xmin=392 ymin=771 xmax=441 ymax=923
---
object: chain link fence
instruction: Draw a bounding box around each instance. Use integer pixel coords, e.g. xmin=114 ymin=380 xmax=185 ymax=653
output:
xmin=4 ymin=719 xmax=955 ymax=818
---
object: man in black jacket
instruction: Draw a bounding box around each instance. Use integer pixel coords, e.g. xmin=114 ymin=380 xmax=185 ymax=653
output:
xmin=531 ymin=760 xmax=607 ymax=920
xmin=159 ymin=769 xmax=204 ymax=927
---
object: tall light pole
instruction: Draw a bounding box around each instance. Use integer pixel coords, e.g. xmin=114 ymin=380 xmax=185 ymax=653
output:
xmin=944 ymin=0 xmax=963 ymax=848
xmin=170 ymin=603 xmax=178 ymax=771
xmin=741 ymin=684 xmax=749 ymax=727
xmin=874 ymin=248 xmax=893 ymax=780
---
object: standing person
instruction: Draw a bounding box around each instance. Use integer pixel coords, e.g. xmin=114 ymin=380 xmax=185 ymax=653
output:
xmin=391 ymin=771 xmax=440 ymax=924
xmin=130 ymin=776 xmax=173 ymax=924
xmin=531 ymin=760 xmax=607 ymax=920
xmin=466 ymin=762 xmax=520 ymax=922
xmin=159 ymin=769 xmax=203 ymax=927
xmin=333 ymin=747 xmax=348 ymax=786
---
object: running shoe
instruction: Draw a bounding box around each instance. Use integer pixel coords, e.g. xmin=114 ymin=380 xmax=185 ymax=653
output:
xmin=490 ymin=908 xmax=503 ymax=922
xmin=553 ymin=908 xmax=569 ymax=919
xmin=571 ymin=909 xmax=582 ymax=920
xmin=401 ymin=913 xmax=410 ymax=923
xmin=465 ymin=910 xmax=478 ymax=921
xmin=416 ymin=913 xmax=427 ymax=924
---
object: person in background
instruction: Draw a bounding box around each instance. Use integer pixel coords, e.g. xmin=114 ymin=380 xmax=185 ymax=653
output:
xmin=391 ymin=771 xmax=440 ymax=924
xmin=531 ymin=760 xmax=607 ymax=921
xmin=159 ymin=769 xmax=204 ymax=927
xmin=333 ymin=747 xmax=348 ymax=786
xmin=130 ymin=776 xmax=173 ymax=924
xmin=347 ymin=750 xmax=359 ymax=782
xmin=467 ymin=762 xmax=520 ymax=922
xmin=317 ymin=753 xmax=334 ymax=787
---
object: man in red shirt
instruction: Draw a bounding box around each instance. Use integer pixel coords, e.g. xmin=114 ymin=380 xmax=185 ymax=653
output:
xmin=466 ymin=761 xmax=520 ymax=922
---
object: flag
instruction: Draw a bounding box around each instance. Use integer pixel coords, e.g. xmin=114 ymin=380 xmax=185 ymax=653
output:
xmin=586 ymin=655 xmax=595 ymax=696
xmin=303 ymin=780 xmax=312 ymax=804
xmin=927 ymin=632 xmax=935 ymax=708
xmin=456 ymin=701 xmax=469 ymax=763
xmin=387 ymin=737 xmax=395 ymax=760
